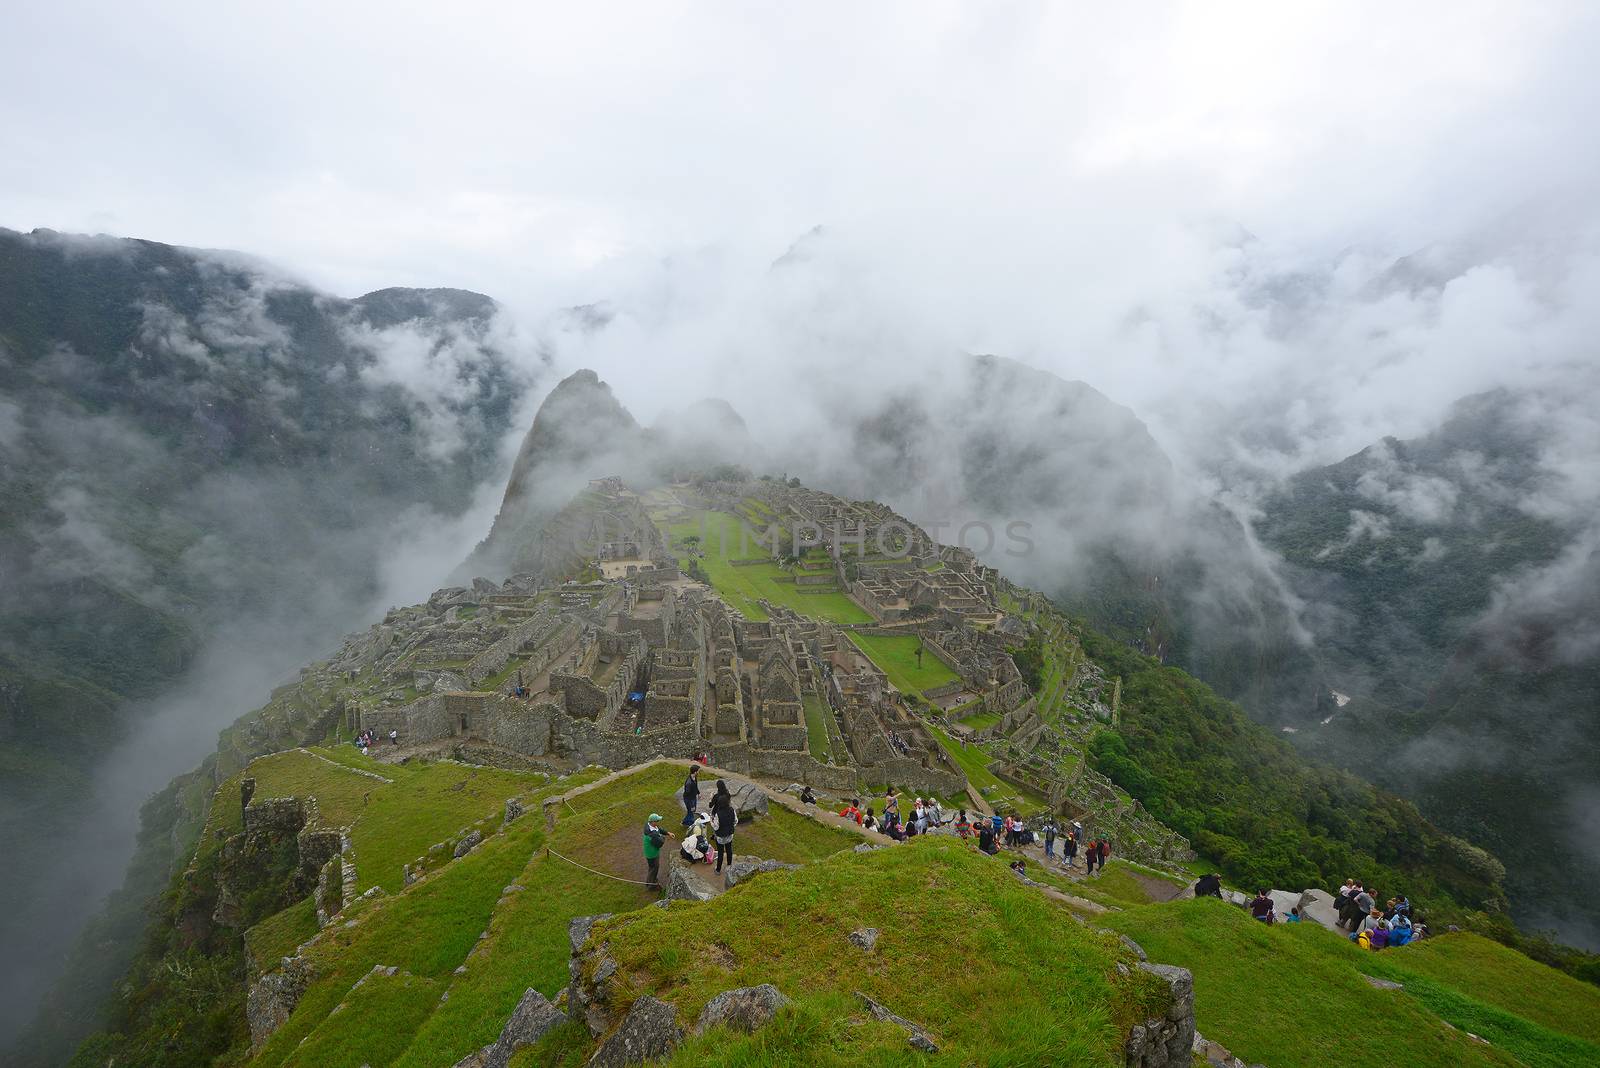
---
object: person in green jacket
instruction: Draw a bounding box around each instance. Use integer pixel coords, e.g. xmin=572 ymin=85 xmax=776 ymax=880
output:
xmin=643 ymin=813 xmax=673 ymax=889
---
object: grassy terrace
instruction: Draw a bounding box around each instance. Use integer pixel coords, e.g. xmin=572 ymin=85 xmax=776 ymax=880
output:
xmin=585 ymin=837 xmax=1163 ymax=1067
xmin=668 ymin=510 xmax=871 ymax=624
xmin=925 ymin=721 xmax=1047 ymax=811
xmin=1106 ymin=899 xmax=1600 ymax=1068
xmin=845 ymin=631 xmax=958 ymax=695
xmin=243 ymin=762 xmax=860 ymax=1068
xmin=801 ymin=692 xmax=837 ymax=763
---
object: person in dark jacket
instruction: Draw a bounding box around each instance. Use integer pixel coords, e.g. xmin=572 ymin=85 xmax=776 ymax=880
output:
xmin=711 ymin=780 xmax=737 ymax=874
xmin=1249 ymin=889 xmax=1276 ymax=924
xmin=681 ymin=765 xmax=700 ymax=826
xmin=978 ymin=823 xmax=998 ymax=855
xmin=1194 ymin=872 xmax=1223 ymax=898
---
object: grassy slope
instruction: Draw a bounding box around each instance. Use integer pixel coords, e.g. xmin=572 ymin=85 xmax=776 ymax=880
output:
xmin=591 ymin=836 xmax=1164 ymax=1067
xmin=293 ymin=763 xmax=858 ymax=1068
xmin=846 ymin=632 xmax=959 ymax=694
xmin=670 ymin=511 xmax=872 ymax=624
xmin=1105 ymin=899 xmax=1599 ymax=1068
xmin=801 ymin=693 xmax=835 ymax=763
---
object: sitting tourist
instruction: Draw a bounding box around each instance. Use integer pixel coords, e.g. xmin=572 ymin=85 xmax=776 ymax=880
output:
xmin=978 ymin=823 xmax=998 ymax=855
xmin=838 ymin=799 xmax=862 ymax=824
xmin=1249 ymin=889 xmax=1276 ymax=924
xmin=1193 ymin=872 xmax=1223 ymax=899
xmin=799 ymin=785 xmax=816 ymax=806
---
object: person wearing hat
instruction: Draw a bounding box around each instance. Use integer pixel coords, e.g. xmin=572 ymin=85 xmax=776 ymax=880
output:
xmin=643 ymin=813 xmax=674 ymax=890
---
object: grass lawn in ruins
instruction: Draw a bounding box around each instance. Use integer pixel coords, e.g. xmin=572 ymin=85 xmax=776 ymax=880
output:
xmin=845 ymin=631 xmax=958 ymax=695
xmin=801 ymin=693 xmax=834 ymax=763
xmin=1104 ymin=898 xmax=1596 ymax=1068
xmin=925 ymin=722 xmax=1047 ymax=810
xmin=668 ymin=511 xmax=872 ymax=624
xmin=593 ymin=837 xmax=1165 ymax=1067
xmin=244 ymin=896 xmax=318 ymax=977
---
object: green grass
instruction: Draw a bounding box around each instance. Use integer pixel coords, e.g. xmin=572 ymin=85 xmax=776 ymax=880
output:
xmin=1103 ymin=898 xmax=1532 ymax=1068
xmin=348 ymin=760 xmax=547 ymax=893
xmin=670 ymin=511 xmax=872 ymax=624
xmin=1081 ymin=861 xmax=1185 ymax=907
xmin=282 ymin=970 xmax=442 ymax=1068
xmin=845 ymin=632 xmax=958 ymax=695
xmin=801 ymin=694 xmax=834 ymax=763
xmin=391 ymin=763 xmax=854 ymax=1067
xmin=248 ymin=813 xmax=547 ymax=1068
xmin=954 ymin=709 xmax=999 ymax=730
xmin=591 ymin=837 xmax=1164 ymax=1067
xmin=925 ymin=723 xmax=1047 ymax=810
xmin=1364 ymin=932 xmax=1600 ymax=1045
xmin=244 ymin=897 xmax=318 ymax=977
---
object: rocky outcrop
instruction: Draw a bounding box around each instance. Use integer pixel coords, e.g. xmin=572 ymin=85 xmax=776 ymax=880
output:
xmin=566 ymin=914 xmax=616 ymax=1037
xmin=453 ymin=830 xmax=484 ymax=858
xmin=694 ymin=984 xmax=789 ymax=1034
xmin=1125 ymin=963 xmax=1196 ymax=1068
xmin=452 ymin=987 xmax=567 ymax=1068
xmin=588 ymin=994 xmax=681 ymax=1067
xmin=246 ymin=955 xmax=314 ymax=1049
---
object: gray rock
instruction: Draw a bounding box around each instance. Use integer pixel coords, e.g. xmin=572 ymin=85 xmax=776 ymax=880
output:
xmin=1364 ymin=975 xmax=1405 ymax=991
xmin=723 ymin=857 xmax=799 ymax=887
xmin=569 ymin=914 xmax=613 ymax=955
xmin=504 ymin=797 xmax=526 ymax=824
xmin=247 ymin=956 xmax=314 ymax=1049
xmin=1118 ymin=934 xmax=1148 ymax=962
xmin=668 ymin=865 xmax=717 ymax=902
xmin=854 ymin=843 xmax=884 ymax=853
xmin=1128 ymin=963 xmax=1196 ymax=1067
xmin=588 ymin=994 xmax=681 ymax=1067
xmin=1297 ymin=888 xmax=1342 ymax=930
xmin=848 ymin=927 xmax=880 ymax=952
xmin=474 ymin=987 xmax=567 ymax=1068
xmin=453 ymin=830 xmax=483 ymax=858
xmin=856 ymin=991 xmax=938 ymax=1053
xmin=728 ymin=781 xmax=768 ymax=820
xmin=694 ymin=984 xmax=790 ymax=1034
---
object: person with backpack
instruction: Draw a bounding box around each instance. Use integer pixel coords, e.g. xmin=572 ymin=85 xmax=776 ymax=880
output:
xmin=1042 ymin=817 xmax=1059 ymax=858
xmin=711 ymin=780 xmax=737 ymax=876
xmin=642 ymin=814 xmax=673 ymax=890
xmin=978 ymin=821 xmax=998 ymax=855
xmin=838 ymin=798 xmax=863 ymax=824
xmin=681 ymin=764 xmax=701 ymax=827
xmin=1064 ymin=832 xmax=1079 ymax=868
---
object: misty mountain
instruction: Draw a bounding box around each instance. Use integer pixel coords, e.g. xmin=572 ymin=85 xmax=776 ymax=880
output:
xmin=1249 ymin=389 xmax=1600 ymax=948
xmin=0 ymin=227 xmax=539 ymax=1039
xmin=465 ymin=369 xmax=751 ymax=580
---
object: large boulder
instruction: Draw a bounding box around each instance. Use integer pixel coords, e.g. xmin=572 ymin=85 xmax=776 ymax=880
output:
xmin=588 ymin=994 xmax=682 ymax=1067
xmin=728 ymin=781 xmax=768 ymax=820
xmin=694 ymin=984 xmax=790 ymax=1034
xmin=668 ymin=864 xmax=717 ymax=902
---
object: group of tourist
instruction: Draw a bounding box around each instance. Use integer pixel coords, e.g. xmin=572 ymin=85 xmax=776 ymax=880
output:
xmin=1191 ymin=871 xmax=1427 ymax=947
xmin=1335 ymin=879 xmax=1423 ymax=948
xmin=353 ymin=727 xmax=397 ymax=754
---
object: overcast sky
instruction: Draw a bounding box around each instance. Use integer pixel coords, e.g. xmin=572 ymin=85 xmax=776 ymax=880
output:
xmin=5 ymin=0 xmax=1599 ymax=472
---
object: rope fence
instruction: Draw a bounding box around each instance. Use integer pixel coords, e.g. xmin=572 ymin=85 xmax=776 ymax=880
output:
xmin=545 ymin=845 xmax=659 ymax=886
